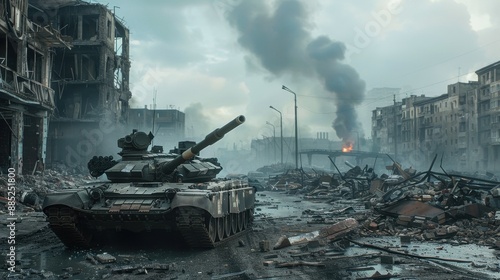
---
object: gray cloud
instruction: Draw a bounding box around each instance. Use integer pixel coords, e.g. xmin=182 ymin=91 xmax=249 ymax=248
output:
xmin=226 ymin=0 xmax=312 ymax=76
xmin=226 ymin=0 xmax=366 ymax=141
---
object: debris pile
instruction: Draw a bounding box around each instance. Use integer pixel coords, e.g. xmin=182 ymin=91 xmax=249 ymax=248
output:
xmin=253 ymin=154 xmax=500 ymax=257
xmin=0 ymin=167 xmax=93 ymax=211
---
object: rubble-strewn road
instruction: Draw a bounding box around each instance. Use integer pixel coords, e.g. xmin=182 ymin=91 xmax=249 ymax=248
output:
xmin=2 ymin=190 xmax=498 ymax=279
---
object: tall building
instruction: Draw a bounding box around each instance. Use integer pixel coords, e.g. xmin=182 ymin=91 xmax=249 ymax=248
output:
xmin=0 ymin=0 xmax=71 ymax=174
xmin=372 ymin=74 xmax=496 ymax=173
xmin=45 ymin=1 xmax=131 ymax=167
xmin=476 ymin=61 xmax=500 ymax=170
xmin=371 ymin=101 xmax=402 ymax=156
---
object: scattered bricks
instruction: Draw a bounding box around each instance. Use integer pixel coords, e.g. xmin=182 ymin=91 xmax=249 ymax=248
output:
xmin=134 ymin=268 xmax=148 ymax=275
xmin=96 ymin=253 xmax=116 ymax=264
xmin=369 ymin=222 xmax=378 ymax=231
xmin=396 ymin=215 xmax=411 ymax=226
xmin=259 ymin=240 xmax=270 ymax=252
xmin=380 ymin=255 xmax=394 ymax=264
xmin=447 ymin=225 xmax=459 ymax=234
xmin=398 ymin=215 xmax=412 ymax=222
xmin=424 ymin=231 xmax=436 ymax=240
xmin=273 ymin=235 xmax=291 ymax=250
xmin=411 ymin=219 xmax=425 ymax=228
xmin=263 ymin=261 xmax=274 ymax=266
xmin=421 ymin=195 xmax=432 ymax=202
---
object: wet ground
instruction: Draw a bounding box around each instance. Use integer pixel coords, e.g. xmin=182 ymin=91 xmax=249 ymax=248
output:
xmin=2 ymin=191 xmax=500 ymax=279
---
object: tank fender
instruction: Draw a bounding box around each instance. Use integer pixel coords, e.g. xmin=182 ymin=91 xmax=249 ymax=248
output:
xmin=42 ymin=190 xmax=91 ymax=210
xmin=171 ymin=190 xmax=232 ymax=218
xmin=230 ymin=187 xmax=254 ymax=213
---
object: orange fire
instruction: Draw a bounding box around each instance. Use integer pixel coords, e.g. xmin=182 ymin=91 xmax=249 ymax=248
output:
xmin=342 ymin=142 xmax=353 ymax=153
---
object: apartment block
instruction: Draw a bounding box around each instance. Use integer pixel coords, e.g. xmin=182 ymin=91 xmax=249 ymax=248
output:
xmin=371 ymin=101 xmax=402 ymax=155
xmin=372 ymin=73 xmax=496 ymax=172
xmin=476 ymin=61 xmax=500 ymax=170
xmin=0 ymin=0 xmax=71 ymax=174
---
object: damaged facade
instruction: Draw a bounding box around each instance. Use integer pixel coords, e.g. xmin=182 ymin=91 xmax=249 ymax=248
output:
xmin=0 ymin=0 xmax=71 ymax=174
xmin=0 ymin=0 xmax=130 ymax=173
xmin=372 ymin=63 xmax=500 ymax=173
xmin=46 ymin=1 xmax=131 ymax=168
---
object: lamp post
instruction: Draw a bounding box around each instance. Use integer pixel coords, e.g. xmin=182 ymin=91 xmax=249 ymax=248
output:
xmin=282 ymin=85 xmax=298 ymax=170
xmin=269 ymin=106 xmax=283 ymax=165
xmin=266 ymin=121 xmax=276 ymax=163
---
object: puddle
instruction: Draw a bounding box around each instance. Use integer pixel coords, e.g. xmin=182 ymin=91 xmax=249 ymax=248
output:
xmin=344 ymin=236 xmax=500 ymax=279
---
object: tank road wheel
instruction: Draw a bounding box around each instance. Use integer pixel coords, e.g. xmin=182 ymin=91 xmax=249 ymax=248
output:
xmin=224 ymin=215 xmax=231 ymax=238
xmin=216 ymin=217 xmax=225 ymax=241
xmin=207 ymin=216 xmax=217 ymax=243
xmin=230 ymin=213 xmax=238 ymax=234
xmin=238 ymin=211 xmax=245 ymax=231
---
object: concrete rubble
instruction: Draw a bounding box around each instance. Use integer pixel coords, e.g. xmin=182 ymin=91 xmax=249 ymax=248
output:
xmin=1 ymin=157 xmax=500 ymax=279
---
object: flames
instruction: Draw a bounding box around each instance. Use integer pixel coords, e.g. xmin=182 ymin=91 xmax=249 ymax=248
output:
xmin=342 ymin=142 xmax=353 ymax=153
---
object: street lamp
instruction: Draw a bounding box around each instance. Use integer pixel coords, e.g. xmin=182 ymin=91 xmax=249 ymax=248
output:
xmin=266 ymin=121 xmax=276 ymax=162
xmin=281 ymin=85 xmax=298 ymax=170
xmin=269 ymin=105 xmax=283 ymax=165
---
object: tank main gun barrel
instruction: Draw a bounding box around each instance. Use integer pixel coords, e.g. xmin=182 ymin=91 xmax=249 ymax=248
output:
xmin=160 ymin=115 xmax=245 ymax=176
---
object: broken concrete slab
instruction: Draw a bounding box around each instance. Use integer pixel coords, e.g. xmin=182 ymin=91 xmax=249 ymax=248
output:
xmin=95 ymin=253 xmax=116 ymax=264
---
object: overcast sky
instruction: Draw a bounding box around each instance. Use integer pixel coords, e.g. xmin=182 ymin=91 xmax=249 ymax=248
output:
xmin=94 ymin=0 xmax=500 ymax=150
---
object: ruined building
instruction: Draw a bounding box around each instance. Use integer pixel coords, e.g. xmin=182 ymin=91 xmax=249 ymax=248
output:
xmin=45 ymin=1 xmax=131 ymax=168
xmin=0 ymin=0 xmax=131 ymax=172
xmin=0 ymin=0 xmax=71 ymax=174
xmin=372 ymin=68 xmax=497 ymax=173
xmin=476 ymin=61 xmax=500 ymax=171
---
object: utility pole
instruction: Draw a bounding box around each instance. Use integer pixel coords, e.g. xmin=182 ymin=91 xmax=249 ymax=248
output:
xmin=282 ymin=85 xmax=299 ymax=170
xmin=270 ymin=106 xmax=283 ymax=165
xmin=393 ymin=94 xmax=398 ymax=160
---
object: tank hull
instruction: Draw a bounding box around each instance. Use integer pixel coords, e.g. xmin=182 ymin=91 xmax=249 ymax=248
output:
xmin=42 ymin=180 xmax=255 ymax=248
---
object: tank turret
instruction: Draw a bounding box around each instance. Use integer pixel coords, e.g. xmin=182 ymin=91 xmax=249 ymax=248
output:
xmin=101 ymin=115 xmax=245 ymax=183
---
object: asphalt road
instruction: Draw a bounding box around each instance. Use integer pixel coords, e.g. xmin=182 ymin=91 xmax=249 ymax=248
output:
xmin=1 ymin=190 xmax=498 ymax=279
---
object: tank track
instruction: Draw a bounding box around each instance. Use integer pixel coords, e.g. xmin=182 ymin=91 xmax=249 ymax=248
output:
xmin=176 ymin=207 xmax=251 ymax=248
xmin=44 ymin=206 xmax=92 ymax=249
xmin=45 ymin=205 xmax=253 ymax=249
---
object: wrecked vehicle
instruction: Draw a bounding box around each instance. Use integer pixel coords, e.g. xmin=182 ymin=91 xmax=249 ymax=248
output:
xmin=42 ymin=115 xmax=255 ymax=248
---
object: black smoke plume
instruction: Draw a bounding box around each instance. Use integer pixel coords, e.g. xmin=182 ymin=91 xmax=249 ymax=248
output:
xmin=226 ymin=0 xmax=366 ymax=142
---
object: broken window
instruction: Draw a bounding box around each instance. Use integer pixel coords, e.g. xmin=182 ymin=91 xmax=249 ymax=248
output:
xmin=82 ymin=15 xmax=99 ymax=40
xmin=59 ymin=14 xmax=78 ymax=40
xmin=107 ymin=19 xmax=112 ymax=38
xmin=57 ymin=53 xmax=99 ymax=81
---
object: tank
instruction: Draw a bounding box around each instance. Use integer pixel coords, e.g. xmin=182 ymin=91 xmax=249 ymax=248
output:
xmin=42 ymin=115 xmax=254 ymax=248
